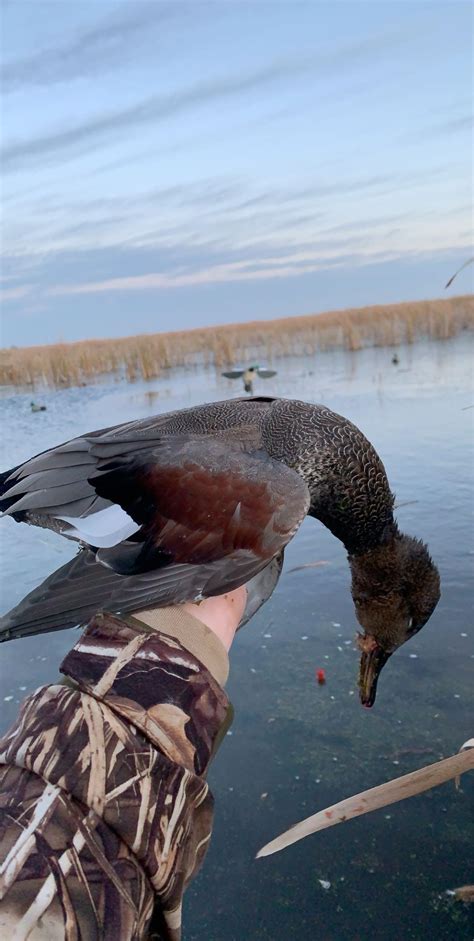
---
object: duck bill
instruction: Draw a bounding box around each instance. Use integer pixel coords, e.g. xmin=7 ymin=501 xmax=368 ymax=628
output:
xmin=358 ymin=647 xmax=391 ymax=708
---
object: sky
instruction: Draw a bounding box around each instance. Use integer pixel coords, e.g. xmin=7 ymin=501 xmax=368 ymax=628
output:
xmin=1 ymin=0 xmax=473 ymax=347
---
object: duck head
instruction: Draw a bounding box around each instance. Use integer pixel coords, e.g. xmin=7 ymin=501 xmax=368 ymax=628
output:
xmin=349 ymin=533 xmax=440 ymax=707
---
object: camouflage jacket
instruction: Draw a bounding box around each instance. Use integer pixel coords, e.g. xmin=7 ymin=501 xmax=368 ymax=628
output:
xmin=0 ymin=607 xmax=231 ymax=940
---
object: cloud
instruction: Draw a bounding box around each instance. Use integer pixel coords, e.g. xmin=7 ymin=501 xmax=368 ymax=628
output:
xmin=4 ymin=162 xmax=462 ymax=269
xmin=45 ymin=253 xmax=390 ymax=295
xmin=228 ymin=172 xmax=426 ymax=213
xmin=425 ymin=114 xmax=473 ymax=136
xmin=1 ymin=3 xmax=174 ymax=93
xmin=0 ymin=285 xmax=33 ymax=302
xmin=2 ymin=31 xmax=405 ymax=172
xmin=1 ymin=61 xmax=306 ymax=171
xmin=46 ymin=217 xmax=472 ymax=297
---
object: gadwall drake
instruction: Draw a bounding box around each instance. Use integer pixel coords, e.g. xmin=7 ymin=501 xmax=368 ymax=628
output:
xmin=0 ymin=396 xmax=440 ymax=706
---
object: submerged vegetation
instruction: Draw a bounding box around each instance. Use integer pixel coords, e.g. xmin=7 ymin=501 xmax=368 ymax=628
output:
xmin=1 ymin=295 xmax=472 ymax=389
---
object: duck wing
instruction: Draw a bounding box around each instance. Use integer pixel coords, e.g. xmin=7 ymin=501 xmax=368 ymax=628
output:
xmin=256 ymin=368 xmax=277 ymax=378
xmin=88 ymin=434 xmax=309 ymax=574
xmin=0 ymin=436 xmax=111 ymax=530
xmin=222 ymin=369 xmax=245 ymax=379
xmin=0 ymin=435 xmax=309 ymax=640
xmin=0 ymin=398 xmax=274 ymax=539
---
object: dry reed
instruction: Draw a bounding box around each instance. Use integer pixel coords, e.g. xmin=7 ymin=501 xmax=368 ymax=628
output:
xmin=1 ymin=296 xmax=472 ymax=389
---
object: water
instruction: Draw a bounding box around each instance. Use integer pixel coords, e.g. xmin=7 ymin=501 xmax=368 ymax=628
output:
xmin=1 ymin=336 xmax=473 ymax=940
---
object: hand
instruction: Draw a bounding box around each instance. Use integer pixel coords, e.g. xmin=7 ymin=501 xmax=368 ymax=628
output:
xmin=184 ymin=551 xmax=285 ymax=651
xmin=182 ymin=586 xmax=248 ymax=652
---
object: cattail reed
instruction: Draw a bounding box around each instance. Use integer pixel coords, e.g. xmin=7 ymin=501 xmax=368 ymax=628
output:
xmin=1 ymin=296 xmax=472 ymax=389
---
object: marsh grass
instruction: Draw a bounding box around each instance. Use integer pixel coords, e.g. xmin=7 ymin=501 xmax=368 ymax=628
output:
xmin=1 ymin=295 xmax=472 ymax=389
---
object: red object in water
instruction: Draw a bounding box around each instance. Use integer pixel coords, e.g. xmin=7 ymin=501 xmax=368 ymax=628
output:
xmin=316 ymin=668 xmax=326 ymax=685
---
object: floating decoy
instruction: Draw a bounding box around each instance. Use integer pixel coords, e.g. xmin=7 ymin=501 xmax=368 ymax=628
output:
xmin=0 ymin=396 xmax=440 ymax=707
xmin=222 ymin=364 xmax=277 ymax=394
xmin=30 ymin=402 xmax=46 ymax=412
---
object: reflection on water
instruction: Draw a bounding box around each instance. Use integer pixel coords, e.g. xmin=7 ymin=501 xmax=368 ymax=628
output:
xmin=0 ymin=335 xmax=473 ymax=940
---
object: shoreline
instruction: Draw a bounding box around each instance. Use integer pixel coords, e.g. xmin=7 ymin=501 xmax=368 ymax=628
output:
xmin=1 ymin=295 xmax=472 ymax=389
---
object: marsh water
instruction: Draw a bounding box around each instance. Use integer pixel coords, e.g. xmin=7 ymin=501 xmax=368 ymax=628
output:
xmin=1 ymin=335 xmax=473 ymax=940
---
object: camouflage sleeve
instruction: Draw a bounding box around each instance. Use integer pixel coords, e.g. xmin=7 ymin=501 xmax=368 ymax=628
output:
xmin=0 ymin=609 xmax=231 ymax=940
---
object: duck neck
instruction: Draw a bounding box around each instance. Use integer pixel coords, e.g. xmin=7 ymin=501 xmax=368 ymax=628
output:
xmin=303 ymin=450 xmax=396 ymax=555
xmin=264 ymin=398 xmax=397 ymax=555
xmin=311 ymin=500 xmax=397 ymax=555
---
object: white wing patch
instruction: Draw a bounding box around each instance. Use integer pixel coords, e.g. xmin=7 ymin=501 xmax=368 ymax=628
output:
xmin=58 ymin=503 xmax=140 ymax=547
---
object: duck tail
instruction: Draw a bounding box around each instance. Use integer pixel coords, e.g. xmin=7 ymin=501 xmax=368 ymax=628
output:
xmin=0 ymin=549 xmax=123 ymax=642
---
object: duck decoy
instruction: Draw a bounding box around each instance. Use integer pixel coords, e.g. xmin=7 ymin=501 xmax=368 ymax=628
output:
xmin=0 ymin=396 xmax=440 ymax=707
xmin=222 ymin=365 xmax=277 ymax=394
xmin=30 ymin=402 xmax=46 ymax=412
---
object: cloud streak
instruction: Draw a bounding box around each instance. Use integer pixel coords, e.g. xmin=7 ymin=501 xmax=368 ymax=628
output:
xmin=0 ymin=285 xmax=33 ymax=302
xmin=5 ymin=159 xmax=465 ymax=277
xmin=1 ymin=3 xmax=174 ymax=93
xmin=2 ymin=32 xmax=404 ymax=172
xmin=1 ymin=61 xmax=306 ymax=171
xmin=4 ymin=164 xmax=456 ymax=265
xmin=425 ymin=114 xmax=473 ymax=136
xmin=45 ymin=252 xmax=395 ymax=295
xmin=46 ymin=221 xmax=472 ymax=297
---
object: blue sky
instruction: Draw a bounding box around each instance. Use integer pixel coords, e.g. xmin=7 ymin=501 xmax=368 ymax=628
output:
xmin=1 ymin=1 xmax=472 ymax=347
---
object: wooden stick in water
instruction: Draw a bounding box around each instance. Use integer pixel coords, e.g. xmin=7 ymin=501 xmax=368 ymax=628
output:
xmin=256 ymin=747 xmax=474 ymax=859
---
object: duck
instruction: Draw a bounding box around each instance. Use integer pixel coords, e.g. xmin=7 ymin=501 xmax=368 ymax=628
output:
xmin=222 ymin=365 xmax=277 ymax=394
xmin=391 ymin=354 xmax=399 ymax=366
xmin=30 ymin=402 xmax=46 ymax=412
xmin=0 ymin=396 xmax=440 ymax=707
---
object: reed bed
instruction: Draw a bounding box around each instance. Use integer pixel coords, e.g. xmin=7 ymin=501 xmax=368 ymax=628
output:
xmin=1 ymin=295 xmax=472 ymax=389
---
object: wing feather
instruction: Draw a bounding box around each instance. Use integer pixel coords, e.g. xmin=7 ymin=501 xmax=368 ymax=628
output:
xmin=0 ymin=547 xmax=271 ymax=641
xmin=89 ymin=436 xmax=309 ymax=571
